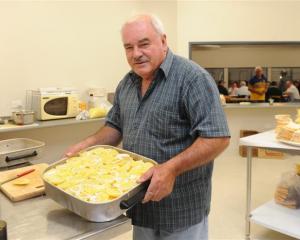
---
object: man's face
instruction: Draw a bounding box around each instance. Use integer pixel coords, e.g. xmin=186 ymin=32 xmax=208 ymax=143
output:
xmin=255 ymin=69 xmax=263 ymax=77
xmin=122 ymin=20 xmax=167 ymax=79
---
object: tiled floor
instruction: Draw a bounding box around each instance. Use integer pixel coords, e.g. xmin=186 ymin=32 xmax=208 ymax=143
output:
xmin=109 ymin=154 xmax=299 ymax=240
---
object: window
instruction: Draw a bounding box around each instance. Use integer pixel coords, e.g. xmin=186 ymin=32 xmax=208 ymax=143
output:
xmin=206 ymin=68 xmax=224 ymax=84
xmin=271 ymin=68 xmax=292 ymax=83
xmin=271 ymin=67 xmax=300 ymax=83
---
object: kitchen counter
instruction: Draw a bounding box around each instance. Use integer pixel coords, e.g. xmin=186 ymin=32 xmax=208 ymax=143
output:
xmin=1 ymin=103 xmax=299 ymax=133
xmin=0 ymin=193 xmax=130 ymax=240
xmin=0 ymin=117 xmax=106 ymax=133
xmin=0 ymin=117 xmax=131 ymax=239
xmin=224 ymin=102 xmax=300 ymax=109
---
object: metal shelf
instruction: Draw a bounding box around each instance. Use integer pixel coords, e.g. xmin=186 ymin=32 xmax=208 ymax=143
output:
xmin=240 ymin=130 xmax=300 ymax=239
xmin=251 ymin=200 xmax=300 ymax=239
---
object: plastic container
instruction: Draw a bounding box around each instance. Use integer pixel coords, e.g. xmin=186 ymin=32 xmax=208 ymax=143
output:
xmin=87 ymin=88 xmax=111 ymax=109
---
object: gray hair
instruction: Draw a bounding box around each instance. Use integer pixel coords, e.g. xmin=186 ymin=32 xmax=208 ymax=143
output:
xmin=121 ymin=14 xmax=165 ymax=36
xmin=240 ymin=81 xmax=246 ymax=86
xmin=255 ymin=66 xmax=263 ymax=72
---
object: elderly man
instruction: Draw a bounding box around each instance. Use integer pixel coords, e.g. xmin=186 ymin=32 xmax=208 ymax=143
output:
xmin=65 ymin=14 xmax=230 ymax=240
xmin=248 ymin=66 xmax=267 ymax=102
xmin=236 ymin=81 xmax=250 ymax=97
xmin=284 ymin=80 xmax=300 ymax=101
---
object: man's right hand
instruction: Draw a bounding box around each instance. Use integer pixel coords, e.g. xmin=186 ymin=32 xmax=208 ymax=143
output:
xmin=63 ymin=126 xmax=122 ymax=158
xmin=63 ymin=142 xmax=86 ymax=158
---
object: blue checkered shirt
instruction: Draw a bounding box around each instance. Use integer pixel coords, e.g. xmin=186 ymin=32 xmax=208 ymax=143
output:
xmin=106 ymin=50 xmax=230 ymax=232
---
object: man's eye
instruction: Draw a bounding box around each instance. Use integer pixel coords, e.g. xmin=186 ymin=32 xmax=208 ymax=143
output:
xmin=140 ymin=43 xmax=149 ymax=48
xmin=125 ymin=46 xmax=133 ymax=50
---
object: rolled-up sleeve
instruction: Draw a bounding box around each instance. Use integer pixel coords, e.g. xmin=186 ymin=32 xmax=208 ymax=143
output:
xmin=105 ymin=83 xmax=122 ymax=133
xmin=183 ymin=70 xmax=230 ymax=138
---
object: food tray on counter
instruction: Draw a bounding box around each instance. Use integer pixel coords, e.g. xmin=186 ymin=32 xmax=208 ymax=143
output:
xmin=0 ymin=138 xmax=45 ymax=168
xmin=42 ymin=145 xmax=157 ymax=222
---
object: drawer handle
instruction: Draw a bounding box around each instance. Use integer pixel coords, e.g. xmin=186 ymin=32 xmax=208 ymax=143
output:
xmin=5 ymin=151 xmax=37 ymax=162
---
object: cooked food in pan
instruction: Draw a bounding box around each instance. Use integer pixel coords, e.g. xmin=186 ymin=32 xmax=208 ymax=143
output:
xmin=43 ymin=147 xmax=154 ymax=203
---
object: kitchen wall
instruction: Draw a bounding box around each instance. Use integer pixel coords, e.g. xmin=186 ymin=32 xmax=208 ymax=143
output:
xmin=0 ymin=0 xmax=177 ymax=116
xmin=191 ymin=45 xmax=300 ymax=68
xmin=177 ymin=1 xmax=300 ymax=58
xmin=2 ymin=0 xmax=300 ymax=116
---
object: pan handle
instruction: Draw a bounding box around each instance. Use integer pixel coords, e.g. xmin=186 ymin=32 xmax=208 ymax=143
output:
xmin=120 ymin=180 xmax=150 ymax=210
xmin=5 ymin=151 xmax=37 ymax=162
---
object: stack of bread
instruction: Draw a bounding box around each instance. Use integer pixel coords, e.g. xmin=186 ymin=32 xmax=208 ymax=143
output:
xmin=276 ymin=122 xmax=300 ymax=142
xmin=275 ymin=114 xmax=292 ymax=133
xmin=275 ymin=114 xmax=300 ymax=143
xmin=274 ymin=164 xmax=300 ymax=209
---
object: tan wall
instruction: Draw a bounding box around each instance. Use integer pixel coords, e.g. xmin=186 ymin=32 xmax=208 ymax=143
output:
xmin=177 ymin=1 xmax=300 ymax=58
xmin=191 ymin=44 xmax=300 ymax=68
xmin=3 ymin=1 xmax=300 ymax=116
xmin=0 ymin=1 xmax=177 ymax=116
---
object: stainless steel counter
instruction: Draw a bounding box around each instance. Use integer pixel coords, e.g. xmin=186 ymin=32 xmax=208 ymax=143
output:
xmin=0 ymin=118 xmax=105 ymax=133
xmin=0 ymin=193 xmax=130 ymax=240
xmin=224 ymin=102 xmax=300 ymax=109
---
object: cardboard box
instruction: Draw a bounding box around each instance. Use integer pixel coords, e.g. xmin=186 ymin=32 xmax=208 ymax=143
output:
xmin=239 ymin=130 xmax=259 ymax=157
xmin=258 ymin=148 xmax=284 ymax=159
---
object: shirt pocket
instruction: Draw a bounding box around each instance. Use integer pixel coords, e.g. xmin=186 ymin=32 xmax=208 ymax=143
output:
xmin=145 ymin=105 xmax=188 ymax=138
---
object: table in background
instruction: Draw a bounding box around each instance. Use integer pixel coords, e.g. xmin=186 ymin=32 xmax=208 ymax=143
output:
xmin=240 ymin=130 xmax=300 ymax=239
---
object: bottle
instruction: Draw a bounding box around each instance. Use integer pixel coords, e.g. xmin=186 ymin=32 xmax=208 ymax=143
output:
xmin=88 ymin=94 xmax=96 ymax=109
xmin=0 ymin=220 xmax=7 ymax=240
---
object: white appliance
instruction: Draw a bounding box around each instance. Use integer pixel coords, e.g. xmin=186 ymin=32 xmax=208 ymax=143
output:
xmin=31 ymin=88 xmax=79 ymax=120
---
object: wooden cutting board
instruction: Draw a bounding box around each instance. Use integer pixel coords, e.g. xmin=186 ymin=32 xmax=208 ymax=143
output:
xmin=0 ymin=163 xmax=49 ymax=202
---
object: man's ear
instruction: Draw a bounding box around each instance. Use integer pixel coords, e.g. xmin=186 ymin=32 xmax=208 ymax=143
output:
xmin=161 ymin=34 xmax=167 ymax=51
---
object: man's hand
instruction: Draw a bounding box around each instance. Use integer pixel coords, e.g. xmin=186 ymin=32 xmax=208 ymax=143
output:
xmin=63 ymin=126 xmax=122 ymax=158
xmin=64 ymin=142 xmax=86 ymax=158
xmin=138 ymin=163 xmax=176 ymax=203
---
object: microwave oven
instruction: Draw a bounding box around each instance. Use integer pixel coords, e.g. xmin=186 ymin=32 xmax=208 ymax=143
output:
xmin=31 ymin=88 xmax=79 ymax=120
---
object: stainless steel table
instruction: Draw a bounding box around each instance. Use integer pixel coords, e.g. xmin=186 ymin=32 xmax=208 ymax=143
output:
xmin=0 ymin=193 xmax=130 ymax=240
xmin=240 ymin=130 xmax=300 ymax=240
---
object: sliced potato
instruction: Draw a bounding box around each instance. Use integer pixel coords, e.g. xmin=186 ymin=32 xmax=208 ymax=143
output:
xmin=44 ymin=147 xmax=155 ymax=203
xmin=13 ymin=178 xmax=30 ymax=186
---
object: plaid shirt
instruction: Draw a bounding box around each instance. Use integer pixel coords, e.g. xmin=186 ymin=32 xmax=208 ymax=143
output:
xmin=106 ymin=50 xmax=230 ymax=232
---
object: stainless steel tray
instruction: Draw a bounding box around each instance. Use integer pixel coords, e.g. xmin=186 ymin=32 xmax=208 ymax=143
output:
xmin=43 ymin=145 xmax=156 ymax=222
xmin=0 ymin=138 xmax=45 ymax=168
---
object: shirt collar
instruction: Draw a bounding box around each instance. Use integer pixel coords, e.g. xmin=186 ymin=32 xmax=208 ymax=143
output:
xmin=129 ymin=48 xmax=174 ymax=82
xmin=159 ymin=49 xmax=173 ymax=78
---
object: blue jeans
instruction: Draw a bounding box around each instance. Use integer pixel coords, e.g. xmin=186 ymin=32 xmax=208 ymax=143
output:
xmin=133 ymin=217 xmax=208 ymax=240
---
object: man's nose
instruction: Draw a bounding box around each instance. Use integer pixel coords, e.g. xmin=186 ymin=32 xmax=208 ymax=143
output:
xmin=132 ymin=46 xmax=143 ymax=58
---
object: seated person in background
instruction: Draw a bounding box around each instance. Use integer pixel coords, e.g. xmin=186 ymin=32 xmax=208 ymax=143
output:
xmin=248 ymin=66 xmax=267 ymax=102
xmin=294 ymin=80 xmax=300 ymax=94
xmin=217 ymin=80 xmax=229 ymax=96
xmin=283 ymin=80 xmax=300 ymax=101
xmin=236 ymin=81 xmax=250 ymax=97
xmin=265 ymin=81 xmax=282 ymax=102
xmin=228 ymin=81 xmax=239 ymax=96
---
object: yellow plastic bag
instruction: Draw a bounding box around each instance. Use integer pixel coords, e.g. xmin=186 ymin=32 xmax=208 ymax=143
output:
xmin=89 ymin=107 xmax=107 ymax=118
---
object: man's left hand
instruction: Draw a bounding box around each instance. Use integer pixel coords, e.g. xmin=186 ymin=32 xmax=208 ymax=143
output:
xmin=138 ymin=163 xmax=177 ymax=203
